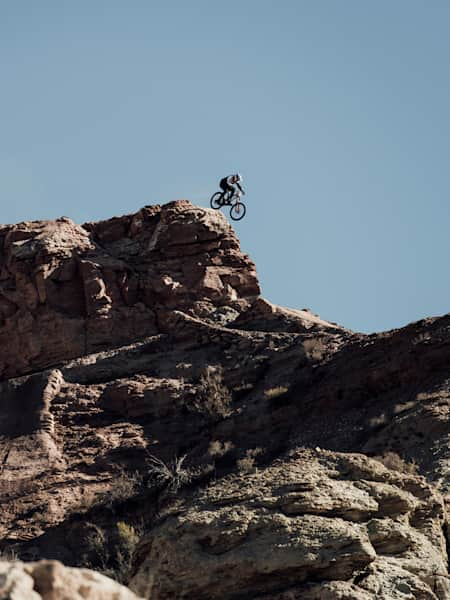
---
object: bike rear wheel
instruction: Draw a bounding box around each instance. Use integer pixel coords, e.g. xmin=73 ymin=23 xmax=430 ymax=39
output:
xmin=230 ymin=202 xmax=246 ymax=221
xmin=210 ymin=192 xmax=223 ymax=209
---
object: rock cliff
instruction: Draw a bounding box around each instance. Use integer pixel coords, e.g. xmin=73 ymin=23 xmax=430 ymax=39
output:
xmin=0 ymin=201 xmax=259 ymax=379
xmin=0 ymin=201 xmax=449 ymax=599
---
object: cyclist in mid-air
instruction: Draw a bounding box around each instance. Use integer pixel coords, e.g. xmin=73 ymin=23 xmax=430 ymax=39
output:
xmin=210 ymin=173 xmax=247 ymax=220
xmin=219 ymin=173 xmax=245 ymax=203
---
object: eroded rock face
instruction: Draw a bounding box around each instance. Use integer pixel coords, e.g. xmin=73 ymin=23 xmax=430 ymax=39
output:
xmin=129 ymin=451 xmax=449 ymax=599
xmin=1 ymin=202 xmax=450 ymax=599
xmin=0 ymin=559 xmax=143 ymax=600
xmin=0 ymin=201 xmax=260 ymax=379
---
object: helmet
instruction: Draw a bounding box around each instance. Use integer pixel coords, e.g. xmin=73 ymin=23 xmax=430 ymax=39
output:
xmin=235 ymin=173 xmax=242 ymax=182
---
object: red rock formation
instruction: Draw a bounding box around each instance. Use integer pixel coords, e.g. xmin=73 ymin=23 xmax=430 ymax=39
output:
xmin=0 ymin=201 xmax=259 ymax=379
xmin=1 ymin=201 xmax=449 ymax=599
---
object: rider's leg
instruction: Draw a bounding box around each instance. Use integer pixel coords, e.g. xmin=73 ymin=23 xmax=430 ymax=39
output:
xmin=224 ymin=184 xmax=234 ymax=203
xmin=219 ymin=182 xmax=228 ymax=202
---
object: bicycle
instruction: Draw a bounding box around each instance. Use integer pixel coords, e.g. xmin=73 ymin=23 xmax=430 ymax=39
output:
xmin=209 ymin=191 xmax=247 ymax=221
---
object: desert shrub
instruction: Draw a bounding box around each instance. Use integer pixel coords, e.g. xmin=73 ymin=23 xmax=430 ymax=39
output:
xmin=85 ymin=524 xmax=110 ymax=571
xmin=237 ymin=448 xmax=263 ymax=474
xmin=146 ymin=453 xmax=192 ymax=493
xmin=83 ymin=521 xmax=142 ymax=584
xmin=114 ymin=522 xmax=140 ymax=584
xmin=0 ymin=548 xmax=19 ymax=561
xmin=74 ymin=470 xmax=143 ymax=515
xmin=193 ymin=366 xmax=231 ymax=420
xmin=208 ymin=440 xmax=235 ymax=458
xmin=103 ymin=469 xmax=143 ymax=509
xmin=264 ymin=386 xmax=289 ymax=400
xmin=237 ymin=456 xmax=255 ymax=473
xmin=375 ymin=451 xmax=418 ymax=474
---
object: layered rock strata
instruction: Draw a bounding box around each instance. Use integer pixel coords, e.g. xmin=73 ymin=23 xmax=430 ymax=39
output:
xmin=0 ymin=201 xmax=259 ymax=379
xmin=0 ymin=201 xmax=449 ymax=599
xmin=130 ymin=451 xmax=449 ymax=599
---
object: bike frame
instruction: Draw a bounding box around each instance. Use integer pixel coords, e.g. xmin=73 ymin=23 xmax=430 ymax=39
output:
xmin=222 ymin=192 xmax=241 ymax=206
xmin=210 ymin=189 xmax=246 ymax=220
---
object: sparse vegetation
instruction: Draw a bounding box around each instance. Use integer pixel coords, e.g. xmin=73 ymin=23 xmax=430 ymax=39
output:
xmin=85 ymin=524 xmax=109 ymax=571
xmin=146 ymin=453 xmax=192 ymax=493
xmin=193 ymin=366 xmax=232 ymax=420
xmin=103 ymin=469 xmax=143 ymax=509
xmin=237 ymin=456 xmax=256 ymax=473
xmin=83 ymin=520 xmax=142 ymax=584
xmin=114 ymin=522 xmax=140 ymax=584
xmin=264 ymin=386 xmax=289 ymax=400
xmin=0 ymin=548 xmax=19 ymax=561
xmin=237 ymin=447 xmax=263 ymax=474
xmin=208 ymin=440 xmax=235 ymax=458
xmin=375 ymin=451 xmax=419 ymax=474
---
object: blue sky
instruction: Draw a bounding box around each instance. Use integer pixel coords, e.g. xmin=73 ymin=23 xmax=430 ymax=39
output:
xmin=1 ymin=1 xmax=449 ymax=333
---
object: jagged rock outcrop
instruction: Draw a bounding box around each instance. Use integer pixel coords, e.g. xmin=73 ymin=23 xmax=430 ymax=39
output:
xmin=0 ymin=201 xmax=449 ymax=599
xmin=0 ymin=201 xmax=260 ymax=379
xmin=130 ymin=451 xmax=449 ymax=599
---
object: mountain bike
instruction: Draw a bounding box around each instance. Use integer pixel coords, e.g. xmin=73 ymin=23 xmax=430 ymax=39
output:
xmin=210 ymin=191 xmax=247 ymax=221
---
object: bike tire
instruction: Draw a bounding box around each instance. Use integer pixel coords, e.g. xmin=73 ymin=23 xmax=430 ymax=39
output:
xmin=230 ymin=202 xmax=246 ymax=221
xmin=210 ymin=192 xmax=223 ymax=210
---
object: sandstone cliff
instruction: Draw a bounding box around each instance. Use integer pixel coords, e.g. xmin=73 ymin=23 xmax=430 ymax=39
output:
xmin=0 ymin=201 xmax=449 ymax=599
xmin=0 ymin=201 xmax=260 ymax=379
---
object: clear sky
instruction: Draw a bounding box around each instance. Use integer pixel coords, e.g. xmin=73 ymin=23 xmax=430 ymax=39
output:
xmin=1 ymin=1 xmax=449 ymax=333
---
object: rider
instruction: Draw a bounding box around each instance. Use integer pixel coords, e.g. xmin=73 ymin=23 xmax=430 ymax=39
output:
xmin=219 ymin=174 xmax=245 ymax=202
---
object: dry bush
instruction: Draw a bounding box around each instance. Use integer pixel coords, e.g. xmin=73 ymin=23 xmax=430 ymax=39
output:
xmin=103 ymin=469 xmax=143 ymax=509
xmin=194 ymin=366 xmax=232 ymax=420
xmin=375 ymin=451 xmax=419 ymax=474
xmin=264 ymin=386 xmax=289 ymax=400
xmin=84 ymin=524 xmax=109 ymax=571
xmin=114 ymin=522 xmax=141 ymax=584
xmin=146 ymin=453 xmax=192 ymax=493
xmin=75 ymin=470 xmax=143 ymax=514
xmin=237 ymin=456 xmax=256 ymax=473
xmin=0 ymin=548 xmax=19 ymax=561
xmin=237 ymin=448 xmax=263 ymax=474
xmin=83 ymin=521 xmax=142 ymax=585
xmin=208 ymin=440 xmax=235 ymax=458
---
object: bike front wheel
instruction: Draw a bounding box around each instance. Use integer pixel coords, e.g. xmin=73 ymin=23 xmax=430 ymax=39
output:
xmin=210 ymin=192 xmax=223 ymax=210
xmin=230 ymin=202 xmax=246 ymax=221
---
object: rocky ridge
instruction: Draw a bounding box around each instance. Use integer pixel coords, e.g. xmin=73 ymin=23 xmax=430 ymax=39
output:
xmin=0 ymin=201 xmax=449 ymax=599
xmin=0 ymin=200 xmax=260 ymax=379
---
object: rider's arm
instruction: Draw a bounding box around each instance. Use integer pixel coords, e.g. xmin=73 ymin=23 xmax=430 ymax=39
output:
xmin=236 ymin=182 xmax=244 ymax=193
